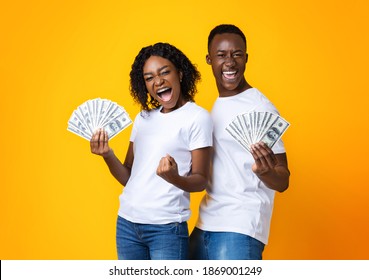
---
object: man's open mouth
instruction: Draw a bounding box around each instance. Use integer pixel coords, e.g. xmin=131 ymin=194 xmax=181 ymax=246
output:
xmin=222 ymin=70 xmax=237 ymax=80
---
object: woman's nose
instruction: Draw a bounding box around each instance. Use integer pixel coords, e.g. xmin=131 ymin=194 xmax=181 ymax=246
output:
xmin=154 ymin=76 xmax=163 ymax=85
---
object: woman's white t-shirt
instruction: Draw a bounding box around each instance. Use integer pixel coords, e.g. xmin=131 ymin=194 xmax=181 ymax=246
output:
xmin=119 ymin=102 xmax=213 ymax=224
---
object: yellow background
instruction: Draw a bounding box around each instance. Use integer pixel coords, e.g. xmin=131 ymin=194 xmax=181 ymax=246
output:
xmin=1 ymin=0 xmax=369 ymax=259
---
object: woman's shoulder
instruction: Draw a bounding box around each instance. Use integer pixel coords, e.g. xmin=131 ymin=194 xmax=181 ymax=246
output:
xmin=186 ymin=102 xmax=210 ymax=115
xmin=185 ymin=102 xmax=212 ymax=128
xmin=135 ymin=108 xmax=160 ymax=119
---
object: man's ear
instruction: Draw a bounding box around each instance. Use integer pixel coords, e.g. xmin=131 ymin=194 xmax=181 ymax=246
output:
xmin=245 ymin=53 xmax=248 ymax=63
xmin=206 ymin=54 xmax=211 ymax=65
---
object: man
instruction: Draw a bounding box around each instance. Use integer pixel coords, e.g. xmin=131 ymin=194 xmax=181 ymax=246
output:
xmin=190 ymin=24 xmax=290 ymax=260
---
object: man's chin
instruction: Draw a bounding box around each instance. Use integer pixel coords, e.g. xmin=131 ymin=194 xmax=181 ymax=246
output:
xmin=221 ymin=82 xmax=240 ymax=91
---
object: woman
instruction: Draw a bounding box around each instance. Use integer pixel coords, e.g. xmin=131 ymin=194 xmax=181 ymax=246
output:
xmin=90 ymin=43 xmax=213 ymax=260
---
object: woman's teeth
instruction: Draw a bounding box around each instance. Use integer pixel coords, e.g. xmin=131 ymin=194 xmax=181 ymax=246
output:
xmin=157 ymin=88 xmax=172 ymax=101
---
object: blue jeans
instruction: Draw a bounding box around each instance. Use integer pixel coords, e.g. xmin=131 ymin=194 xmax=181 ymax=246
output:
xmin=116 ymin=216 xmax=189 ymax=260
xmin=189 ymin=227 xmax=265 ymax=260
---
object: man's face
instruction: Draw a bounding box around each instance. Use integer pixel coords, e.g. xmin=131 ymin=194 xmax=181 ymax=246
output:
xmin=207 ymin=33 xmax=248 ymax=96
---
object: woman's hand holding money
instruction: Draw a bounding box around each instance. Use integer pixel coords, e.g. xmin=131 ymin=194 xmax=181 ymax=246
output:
xmin=90 ymin=128 xmax=113 ymax=158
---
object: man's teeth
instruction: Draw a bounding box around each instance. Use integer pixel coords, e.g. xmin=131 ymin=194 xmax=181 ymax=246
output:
xmin=223 ymin=71 xmax=237 ymax=80
xmin=223 ymin=71 xmax=236 ymax=75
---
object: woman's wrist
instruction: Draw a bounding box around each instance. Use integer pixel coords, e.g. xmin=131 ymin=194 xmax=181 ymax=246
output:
xmin=103 ymin=148 xmax=114 ymax=159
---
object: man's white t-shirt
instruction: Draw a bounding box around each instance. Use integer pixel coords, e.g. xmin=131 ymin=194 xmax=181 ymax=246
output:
xmin=119 ymin=102 xmax=213 ymax=224
xmin=196 ymin=88 xmax=286 ymax=244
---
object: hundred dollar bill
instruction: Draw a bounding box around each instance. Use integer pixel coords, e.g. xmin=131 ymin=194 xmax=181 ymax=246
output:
xmin=234 ymin=115 xmax=251 ymax=147
xmin=259 ymin=116 xmax=290 ymax=148
xmin=67 ymin=122 xmax=91 ymax=141
xmin=67 ymin=98 xmax=132 ymax=141
xmin=257 ymin=112 xmax=278 ymax=143
xmin=255 ymin=112 xmax=266 ymax=142
xmin=225 ymin=111 xmax=290 ymax=153
xmin=104 ymin=111 xmax=132 ymax=139
xmin=97 ymin=99 xmax=112 ymax=128
xmin=77 ymin=104 xmax=93 ymax=134
xmin=225 ymin=125 xmax=251 ymax=152
xmin=68 ymin=110 xmax=92 ymax=137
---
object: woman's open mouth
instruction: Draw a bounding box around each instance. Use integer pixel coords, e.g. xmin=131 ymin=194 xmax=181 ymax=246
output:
xmin=156 ymin=87 xmax=173 ymax=102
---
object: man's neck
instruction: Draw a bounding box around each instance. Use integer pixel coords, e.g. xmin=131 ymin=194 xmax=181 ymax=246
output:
xmin=218 ymin=80 xmax=252 ymax=97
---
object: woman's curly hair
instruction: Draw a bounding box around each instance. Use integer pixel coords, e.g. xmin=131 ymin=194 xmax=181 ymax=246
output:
xmin=129 ymin=42 xmax=201 ymax=111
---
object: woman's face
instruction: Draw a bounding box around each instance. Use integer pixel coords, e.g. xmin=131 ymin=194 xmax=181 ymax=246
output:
xmin=143 ymin=55 xmax=184 ymax=113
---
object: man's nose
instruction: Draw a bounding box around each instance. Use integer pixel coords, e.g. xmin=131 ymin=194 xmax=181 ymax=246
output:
xmin=225 ymin=56 xmax=236 ymax=66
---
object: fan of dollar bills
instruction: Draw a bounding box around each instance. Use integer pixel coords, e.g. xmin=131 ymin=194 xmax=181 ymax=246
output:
xmin=225 ymin=111 xmax=290 ymax=153
xmin=67 ymin=98 xmax=132 ymax=141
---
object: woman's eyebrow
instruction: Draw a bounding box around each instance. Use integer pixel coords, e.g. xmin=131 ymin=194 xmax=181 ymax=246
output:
xmin=143 ymin=65 xmax=170 ymax=76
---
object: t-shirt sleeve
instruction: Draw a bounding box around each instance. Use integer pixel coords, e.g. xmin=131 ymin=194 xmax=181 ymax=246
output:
xmin=188 ymin=109 xmax=213 ymax=150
